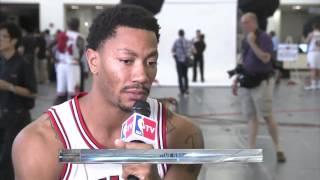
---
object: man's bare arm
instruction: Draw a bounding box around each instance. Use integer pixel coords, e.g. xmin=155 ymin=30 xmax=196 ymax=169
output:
xmin=12 ymin=114 xmax=63 ymax=180
xmin=164 ymin=110 xmax=204 ymax=180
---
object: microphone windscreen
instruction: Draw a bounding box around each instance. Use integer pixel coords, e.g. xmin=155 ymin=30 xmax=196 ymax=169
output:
xmin=132 ymin=100 xmax=150 ymax=116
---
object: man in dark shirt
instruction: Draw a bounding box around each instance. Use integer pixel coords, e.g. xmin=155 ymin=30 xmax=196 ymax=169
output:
xmin=0 ymin=22 xmax=37 ymax=179
xmin=232 ymin=12 xmax=286 ymax=163
xmin=192 ymin=34 xmax=206 ymax=82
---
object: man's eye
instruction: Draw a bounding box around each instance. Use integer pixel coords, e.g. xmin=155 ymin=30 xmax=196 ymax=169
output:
xmin=148 ymin=61 xmax=158 ymax=66
xmin=120 ymin=59 xmax=133 ymax=64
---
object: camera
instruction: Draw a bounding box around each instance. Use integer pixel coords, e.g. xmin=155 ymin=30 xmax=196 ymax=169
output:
xmin=227 ymin=64 xmax=244 ymax=78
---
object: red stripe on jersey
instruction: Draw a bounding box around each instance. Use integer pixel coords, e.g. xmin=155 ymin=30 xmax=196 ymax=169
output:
xmin=74 ymin=95 xmax=105 ymax=149
xmin=47 ymin=110 xmax=68 ymax=179
xmin=162 ymin=104 xmax=170 ymax=173
xmin=48 ymin=108 xmax=73 ymax=180
xmin=69 ymin=101 xmax=95 ymax=149
xmin=156 ymin=102 xmax=165 ymax=176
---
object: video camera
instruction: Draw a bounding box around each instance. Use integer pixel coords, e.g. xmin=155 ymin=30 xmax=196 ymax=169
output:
xmin=227 ymin=64 xmax=245 ymax=78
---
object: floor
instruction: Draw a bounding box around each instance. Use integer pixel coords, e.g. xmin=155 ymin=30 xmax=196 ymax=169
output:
xmin=31 ymin=78 xmax=320 ymax=180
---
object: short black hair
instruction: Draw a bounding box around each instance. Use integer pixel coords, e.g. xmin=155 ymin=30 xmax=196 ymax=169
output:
xmin=67 ymin=17 xmax=80 ymax=31
xmin=0 ymin=22 xmax=22 ymax=49
xmin=87 ymin=4 xmax=160 ymax=50
xmin=178 ymin=29 xmax=184 ymax=37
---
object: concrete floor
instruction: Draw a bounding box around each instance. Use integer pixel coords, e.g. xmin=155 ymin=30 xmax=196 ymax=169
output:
xmin=31 ymin=79 xmax=320 ymax=180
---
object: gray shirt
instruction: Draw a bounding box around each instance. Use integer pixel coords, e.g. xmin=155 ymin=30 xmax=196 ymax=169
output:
xmin=172 ymin=37 xmax=192 ymax=63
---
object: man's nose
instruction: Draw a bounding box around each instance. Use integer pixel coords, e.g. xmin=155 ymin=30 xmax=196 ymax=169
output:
xmin=131 ymin=62 xmax=149 ymax=83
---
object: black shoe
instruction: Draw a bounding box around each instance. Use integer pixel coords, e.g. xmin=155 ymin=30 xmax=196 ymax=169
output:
xmin=184 ymin=90 xmax=189 ymax=95
xmin=277 ymin=151 xmax=286 ymax=163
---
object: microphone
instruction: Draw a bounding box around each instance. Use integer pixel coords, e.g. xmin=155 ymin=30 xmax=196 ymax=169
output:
xmin=120 ymin=100 xmax=158 ymax=180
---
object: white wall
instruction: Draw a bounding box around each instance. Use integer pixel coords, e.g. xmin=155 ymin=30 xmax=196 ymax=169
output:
xmin=156 ymin=0 xmax=237 ymax=86
xmin=281 ymin=0 xmax=320 ymax=5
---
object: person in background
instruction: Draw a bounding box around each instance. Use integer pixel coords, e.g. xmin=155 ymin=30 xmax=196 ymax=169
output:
xmin=232 ymin=12 xmax=286 ymax=163
xmin=172 ymin=29 xmax=192 ymax=95
xmin=53 ymin=18 xmax=85 ymax=105
xmin=192 ymin=34 xmax=206 ymax=82
xmin=304 ymin=22 xmax=320 ymax=90
xmin=0 ymin=22 xmax=37 ymax=180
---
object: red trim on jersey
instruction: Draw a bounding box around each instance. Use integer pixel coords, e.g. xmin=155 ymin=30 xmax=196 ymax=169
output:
xmin=74 ymin=94 xmax=106 ymax=149
xmin=48 ymin=109 xmax=72 ymax=180
xmin=156 ymin=102 xmax=165 ymax=176
xmin=69 ymin=101 xmax=95 ymax=149
xmin=162 ymin=104 xmax=171 ymax=172
xmin=47 ymin=110 xmax=68 ymax=179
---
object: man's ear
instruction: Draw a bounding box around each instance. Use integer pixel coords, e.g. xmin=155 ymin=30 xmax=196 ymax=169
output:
xmin=86 ymin=48 xmax=99 ymax=75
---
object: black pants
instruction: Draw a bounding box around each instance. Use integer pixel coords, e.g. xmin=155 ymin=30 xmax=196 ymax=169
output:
xmin=176 ymin=61 xmax=189 ymax=93
xmin=193 ymin=56 xmax=204 ymax=82
xmin=0 ymin=111 xmax=31 ymax=180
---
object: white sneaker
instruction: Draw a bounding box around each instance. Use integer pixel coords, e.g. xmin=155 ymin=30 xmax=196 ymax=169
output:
xmin=304 ymin=85 xmax=317 ymax=90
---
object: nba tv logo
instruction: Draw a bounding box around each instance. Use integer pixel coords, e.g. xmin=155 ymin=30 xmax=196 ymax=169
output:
xmin=135 ymin=115 xmax=156 ymax=141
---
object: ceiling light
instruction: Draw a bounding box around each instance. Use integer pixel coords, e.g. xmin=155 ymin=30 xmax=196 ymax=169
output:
xmin=96 ymin=5 xmax=104 ymax=10
xmin=292 ymin=5 xmax=302 ymax=10
xmin=84 ymin=22 xmax=89 ymax=27
xmin=71 ymin=5 xmax=79 ymax=10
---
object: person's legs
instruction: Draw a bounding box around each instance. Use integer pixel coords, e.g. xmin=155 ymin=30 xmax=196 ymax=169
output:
xmin=255 ymin=78 xmax=286 ymax=162
xmin=193 ymin=58 xmax=198 ymax=82
xmin=38 ymin=58 xmax=49 ymax=83
xmin=199 ymin=56 xmax=204 ymax=82
xmin=176 ymin=61 xmax=184 ymax=94
xmin=248 ymin=115 xmax=259 ymax=148
xmin=306 ymin=52 xmax=318 ymax=90
xmin=239 ymin=88 xmax=257 ymax=148
xmin=317 ymin=69 xmax=320 ymax=88
xmin=54 ymin=63 xmax=68 ymax=105
xmin=181 ymin=64 xmax=189 ymax=93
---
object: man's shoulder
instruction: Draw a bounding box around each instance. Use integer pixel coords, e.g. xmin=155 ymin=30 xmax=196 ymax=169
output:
xmin=12 ymin=113 xmax=64 ymax=178
xmin=14 ymin=113 xmax=61 ymax=148
xmin=166 ymin=111 xmax=204 ymax=149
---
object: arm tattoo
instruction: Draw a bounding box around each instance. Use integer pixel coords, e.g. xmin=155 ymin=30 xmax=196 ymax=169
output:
xmin=47 ymin=116 xmax=59 ymax=140
xmin=166 ymin=110 xmax=176 ymax=134
xmin=184 ymin=131 xmax=204 ymax=148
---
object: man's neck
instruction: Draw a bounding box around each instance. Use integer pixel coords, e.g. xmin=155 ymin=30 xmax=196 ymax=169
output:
xmin=1 ymin=48 xmax=15 ymax=60
xmin=79 ymin=91 xmax=131 ymax=147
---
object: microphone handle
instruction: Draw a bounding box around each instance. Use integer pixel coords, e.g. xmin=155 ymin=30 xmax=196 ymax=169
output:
xmin=127 ymin=140 xmax=144 ymax=180
xmin=128 ymin=175 xmax=139 ymax=180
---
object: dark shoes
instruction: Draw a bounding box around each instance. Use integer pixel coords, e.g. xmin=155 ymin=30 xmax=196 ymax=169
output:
xmin=277 ymin=151 xmax=286 ymax=163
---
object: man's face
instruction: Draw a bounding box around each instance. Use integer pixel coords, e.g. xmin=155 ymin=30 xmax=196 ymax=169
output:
xmin=0 ymin=29 xmax=15 ymax=52
xmin=240 ymin=16 xmax=257 ymax=34
xmin=88 ymin=26 xmax=158 ymax=112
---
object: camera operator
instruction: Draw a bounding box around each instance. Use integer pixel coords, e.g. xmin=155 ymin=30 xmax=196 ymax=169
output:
xmin=232 ymin=12 xmax=286 ymax=163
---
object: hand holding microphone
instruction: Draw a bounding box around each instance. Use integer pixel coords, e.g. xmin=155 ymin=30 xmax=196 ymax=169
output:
xmin=116 ymin=100 xmax=161 ymax=180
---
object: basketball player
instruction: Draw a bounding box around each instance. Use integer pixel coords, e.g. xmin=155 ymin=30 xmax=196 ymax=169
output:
xmin=12 ymin=5 xmax=204 ymax=180
xmin=53 ymin=18 xmax=85 ymax=105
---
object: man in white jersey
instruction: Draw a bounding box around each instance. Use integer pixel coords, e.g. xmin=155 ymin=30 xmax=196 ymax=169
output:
xmin=305 ymin=22 xmax=320 ymax=90
xmin=12 ymin=5 xmax=204 ymax=180
xmin=54 ymin=18 xmax=85 ymax=104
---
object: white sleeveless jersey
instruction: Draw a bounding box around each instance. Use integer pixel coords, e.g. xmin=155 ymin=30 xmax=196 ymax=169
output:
xmin=48 ymin=94 xmax=169 ymax=180
xmin=309 ymin=31 xmax=320 ymax=52
xmin=57 ymin=30 xmax=80 ymax=64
